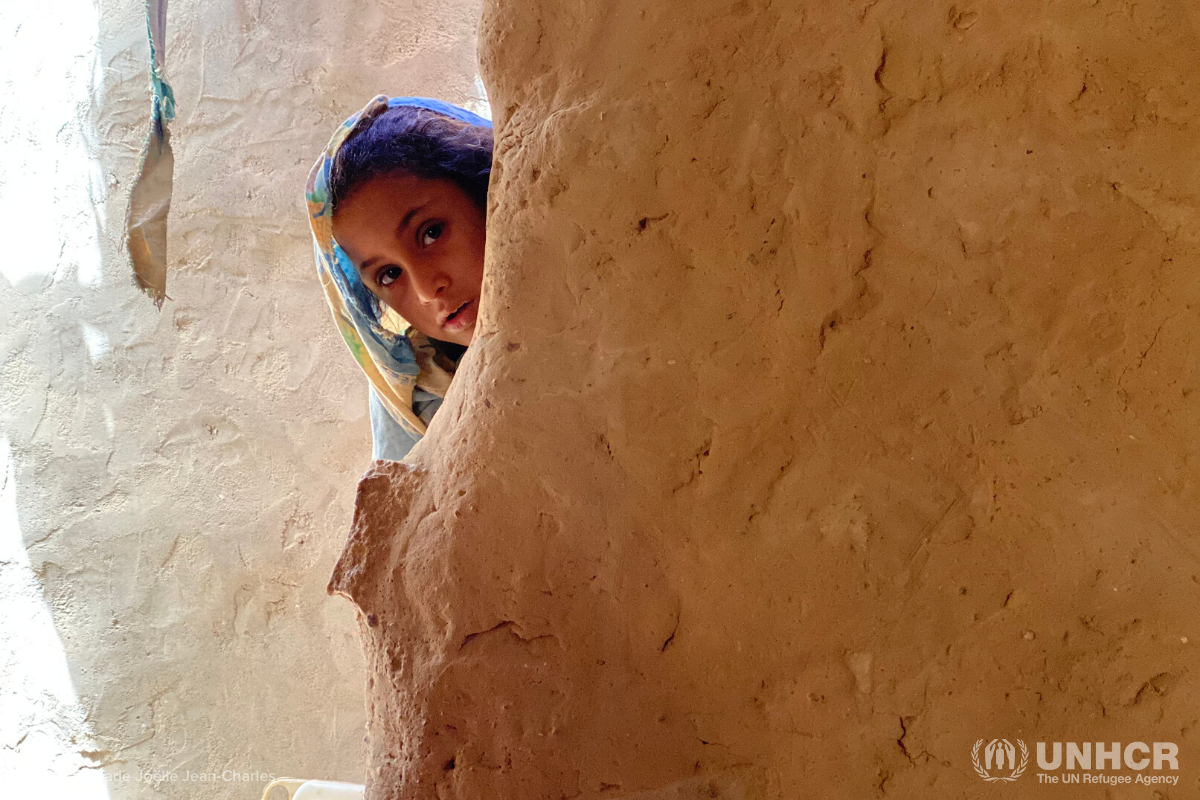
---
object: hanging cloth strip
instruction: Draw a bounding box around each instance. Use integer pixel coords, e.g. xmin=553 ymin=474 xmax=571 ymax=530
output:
xmin=304 ymin=95 xmax=492 ymax=440
xmin=125 ymin=0 xmax=176 ymax=306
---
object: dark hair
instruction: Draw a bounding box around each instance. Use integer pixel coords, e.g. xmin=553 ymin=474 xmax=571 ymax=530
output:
xmin=329 ymin=104 xmax=493 ymax=216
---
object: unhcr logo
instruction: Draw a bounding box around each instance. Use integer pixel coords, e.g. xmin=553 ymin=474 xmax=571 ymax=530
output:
xmin=971 ymin=739 xmax=1029 ymax=782
xmin=969 ymin=740 xmax=1182 ymax=786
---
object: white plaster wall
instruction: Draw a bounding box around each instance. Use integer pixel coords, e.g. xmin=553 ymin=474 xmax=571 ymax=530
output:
xmin=0 ymin=1 xmax=484 ymax=797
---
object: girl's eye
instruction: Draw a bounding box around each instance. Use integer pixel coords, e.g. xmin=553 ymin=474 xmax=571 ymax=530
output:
xmin=379 ymin=266 xmax=402 ymax=287
xmin=421 ymin=223 xmax=444 ymax=247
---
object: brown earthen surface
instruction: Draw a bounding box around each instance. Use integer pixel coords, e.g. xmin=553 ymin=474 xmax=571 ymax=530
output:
xmin=331 ymin=1 xmax=1200 ymax=796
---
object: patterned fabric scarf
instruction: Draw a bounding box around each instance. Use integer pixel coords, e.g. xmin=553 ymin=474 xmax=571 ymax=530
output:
xmin=305 ymin=95 xmax=492 ymax=438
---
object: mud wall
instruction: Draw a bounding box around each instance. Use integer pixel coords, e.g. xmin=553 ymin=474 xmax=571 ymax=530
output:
xmin=336 ymin=0 xmax=1200 ymax=797
xmin=0 ymin=0 xmax=483 ymax=797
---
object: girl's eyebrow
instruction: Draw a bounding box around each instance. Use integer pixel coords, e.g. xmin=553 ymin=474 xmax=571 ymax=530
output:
xmin=399 ymin=202 xmax=428 ymax=232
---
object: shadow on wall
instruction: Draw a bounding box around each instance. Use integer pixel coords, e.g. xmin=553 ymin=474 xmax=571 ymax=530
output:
xmin=2 ymin=0 xmax=486 ymax=797
xmin=0 ymin=3 xmax=110 ymax=795
xmin=1 ymin=440 xmax=111 ymax=797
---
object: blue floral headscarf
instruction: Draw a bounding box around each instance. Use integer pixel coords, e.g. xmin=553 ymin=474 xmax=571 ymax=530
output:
xmin=305 ymin=95 xmax=492 ymax=438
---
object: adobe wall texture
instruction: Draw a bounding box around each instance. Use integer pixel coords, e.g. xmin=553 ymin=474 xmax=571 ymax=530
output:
xmin=336 ymin=0 xmax=1200 ymax=797
xmin=0 ymin=0 xmax=482 ymax=797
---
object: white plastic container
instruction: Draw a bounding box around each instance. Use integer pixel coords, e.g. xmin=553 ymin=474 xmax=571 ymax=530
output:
xmin=261 ymin=778 xmax=365 ymax=800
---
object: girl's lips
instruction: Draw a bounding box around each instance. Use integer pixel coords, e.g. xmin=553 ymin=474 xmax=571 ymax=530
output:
xmin=442 ymin=299 xmax=477 ymax=332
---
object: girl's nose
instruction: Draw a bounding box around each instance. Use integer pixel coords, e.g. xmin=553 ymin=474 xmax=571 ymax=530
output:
xmin=410 ymin=267 xmax=449 ymax=303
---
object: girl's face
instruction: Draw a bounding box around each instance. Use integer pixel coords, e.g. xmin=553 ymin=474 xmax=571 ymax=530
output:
xmin=332 ymin=172 xmax=486 ymax=346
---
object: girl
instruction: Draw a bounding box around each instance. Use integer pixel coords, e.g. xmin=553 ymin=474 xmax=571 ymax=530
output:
xmin=305 ymin=96 xmax=493 ymax=461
